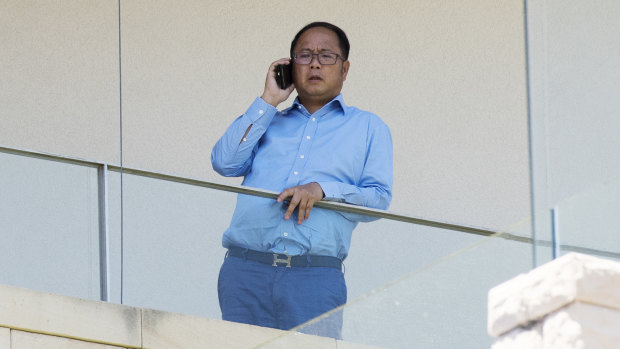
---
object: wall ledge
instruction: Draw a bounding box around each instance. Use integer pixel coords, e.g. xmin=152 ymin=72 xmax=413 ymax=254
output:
xmin=488 ymin=252 xmax=620 ymax=348
xmin=0 ymin=283 xmax=380 ymax=348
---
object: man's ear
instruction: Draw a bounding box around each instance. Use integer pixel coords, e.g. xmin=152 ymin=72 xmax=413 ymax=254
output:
xmin=341 ymin=60 xmax=350 ymax=81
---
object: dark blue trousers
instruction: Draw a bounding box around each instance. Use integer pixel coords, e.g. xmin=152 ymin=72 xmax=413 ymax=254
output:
xmin=218 ymin=255 xmax=347 ymax=339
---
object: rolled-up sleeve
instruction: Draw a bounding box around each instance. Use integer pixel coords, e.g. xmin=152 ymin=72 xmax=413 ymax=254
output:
xmin=211 ymin=97 xmax=277 ymax=177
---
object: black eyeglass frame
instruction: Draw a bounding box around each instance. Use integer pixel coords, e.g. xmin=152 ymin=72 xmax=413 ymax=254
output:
xmin=292 ymin=52 xmax=346 ymax=65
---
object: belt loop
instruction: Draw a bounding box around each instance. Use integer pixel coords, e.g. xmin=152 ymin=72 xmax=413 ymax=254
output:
xmin=241 ymin=248 xmax=248 ymax=261
xmin=306 ymin=255 xmax=311 ymax=267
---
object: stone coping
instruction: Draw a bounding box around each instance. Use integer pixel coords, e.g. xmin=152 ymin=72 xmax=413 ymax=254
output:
xmin=0 ymin=283 xmax=381 ymax=348
xmin=488 ymin=252 xmax=620 ymax=337
xmin=0 ymin=284 xmax=141 ymax=347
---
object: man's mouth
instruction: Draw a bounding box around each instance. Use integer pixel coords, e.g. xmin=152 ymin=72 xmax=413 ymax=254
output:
xmin=309 ymin=76 xmax=322 ymax=81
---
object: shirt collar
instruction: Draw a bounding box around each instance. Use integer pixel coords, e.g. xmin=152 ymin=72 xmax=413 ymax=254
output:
xmin=292 ymin=94 xmax=346 ymax=117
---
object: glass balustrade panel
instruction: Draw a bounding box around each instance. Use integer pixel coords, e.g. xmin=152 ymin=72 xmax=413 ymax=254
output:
xmin=0 ymin=148 xmax=536 ymax=347
xmin=554 ymin=179 xmax=620 ymax=263
xmin=258 ymin=222 xmax=532 ymax=349
xmin=115 ymin=171 xmax=533 ymax=347
xmin=111 ymin=172 xmax=235 ymax=318
xmin=0 ymin=151 xmax=101 ymax=300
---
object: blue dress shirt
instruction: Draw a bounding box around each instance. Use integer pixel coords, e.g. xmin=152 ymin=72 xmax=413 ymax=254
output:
xmin=211 ymin=94 xmax=393 ymax=260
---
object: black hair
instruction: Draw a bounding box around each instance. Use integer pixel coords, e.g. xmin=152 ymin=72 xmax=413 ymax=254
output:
xmin=290 ymin=22 xmax=350 ymax=60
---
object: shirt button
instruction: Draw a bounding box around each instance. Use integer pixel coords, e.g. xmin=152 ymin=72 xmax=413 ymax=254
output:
xmin=294 ymin=171 xmax=299 ymax=175
xmin=300 ymin=155 xmax=304 ymax=159
xmin=259 ymin=110 xmax=264 ymax=115
xmin=312 ymin=117 xmax=316 ymax=122
xmin=283 ymin=232 xmax=288 ymax=237
xmin=297 ymin=105 xmax=302 ymax=109
xmin=306 ymin=136 xmax=311 ymax=140
xmin=242 ymin=137 xmax=247 ymax=142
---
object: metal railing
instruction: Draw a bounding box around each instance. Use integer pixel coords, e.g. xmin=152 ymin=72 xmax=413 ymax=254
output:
xmin=2 ymin=144 xmax=618 ymax=302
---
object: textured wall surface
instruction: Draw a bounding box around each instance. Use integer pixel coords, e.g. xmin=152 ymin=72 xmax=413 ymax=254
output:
xmin=0 ymin=0 xmax=530 ymax=232
xmin=0 ymin=1 xmax=121 ymax=164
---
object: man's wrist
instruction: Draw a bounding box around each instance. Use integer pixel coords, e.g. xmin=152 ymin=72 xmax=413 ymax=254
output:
xmin=311 ymin=182 xmax=325 ymax=199
xmin=260 ymin=93 xmax=280 ymax=108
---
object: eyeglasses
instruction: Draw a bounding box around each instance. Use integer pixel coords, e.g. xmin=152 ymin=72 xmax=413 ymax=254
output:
xmin=292 ymin=51 xmax=344 ymax=65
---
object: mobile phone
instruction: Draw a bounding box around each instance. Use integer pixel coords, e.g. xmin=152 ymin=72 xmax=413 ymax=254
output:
xmin=275 ymin=63 xmax=293 ymax=89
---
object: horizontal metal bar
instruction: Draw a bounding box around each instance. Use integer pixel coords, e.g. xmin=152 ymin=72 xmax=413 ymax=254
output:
xmin=1 ymin=145 xmax=508 ymax=235
xmin=0 ymin=145 xmax=102 ymax=169
xmin=110 ymin=165 xmax=509 ymax=237
xmin=561 ymin=245 xmax=620 ymax=260
xmin=3 ymin=144 xmax=620 ymax=260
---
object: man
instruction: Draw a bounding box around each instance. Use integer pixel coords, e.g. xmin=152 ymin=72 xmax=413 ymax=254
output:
xmin=211 ymin=22 xmax=393 ymax=338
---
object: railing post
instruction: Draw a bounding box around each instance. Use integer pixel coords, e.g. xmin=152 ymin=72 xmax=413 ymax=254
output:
xmin=551 ymin=206 xmax=560 ymax=259
xmin=98 ymin=164 xmax=110 ymax=301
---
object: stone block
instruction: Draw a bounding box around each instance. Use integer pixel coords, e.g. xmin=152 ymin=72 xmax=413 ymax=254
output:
xmin=0 ymin=284 xmax=140 ymax=347
xmin=490 ymin=323 xmax=542 ymax=349
xmin=542 ymin=302 xmax=620 ymax=349
xmin=142 ymin=309 xmax=378 ymax=349
xmin=142 ymin=308 xmax=379 ymax=349
xmin=488 ymin=253 xmax=620 ymax=337
xmin=142 ymin=308 xmax=287 ymax=349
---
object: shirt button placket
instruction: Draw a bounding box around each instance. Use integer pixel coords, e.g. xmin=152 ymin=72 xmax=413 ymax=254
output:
xmin=296 ymin=116 xmax=316 ymax=178
xmin=287 ymin=113 xmax=316 ymax=185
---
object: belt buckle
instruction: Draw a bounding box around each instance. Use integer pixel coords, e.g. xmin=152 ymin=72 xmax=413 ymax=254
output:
xmin=272 ymin=253 xmax=292 ymax=268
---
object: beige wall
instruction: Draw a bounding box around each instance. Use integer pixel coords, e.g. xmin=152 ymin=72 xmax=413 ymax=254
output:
xmin=0 ymin=1 xmax=121 ymax=164
xmin=0 ymin=0 xmax=530 ymax=231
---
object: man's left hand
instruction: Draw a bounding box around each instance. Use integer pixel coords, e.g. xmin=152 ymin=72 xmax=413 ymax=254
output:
xmin=277 ymin=182 xmax=325 ymax=225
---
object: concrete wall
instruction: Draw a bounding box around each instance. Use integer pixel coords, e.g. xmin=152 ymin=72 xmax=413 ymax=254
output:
xmin=0 ymin=0 xmax=531 ymax=232
xmin=0 ymin=283 xmax=378 ymax=348
xmin=488 ymin=253 xmax=620 ymax=348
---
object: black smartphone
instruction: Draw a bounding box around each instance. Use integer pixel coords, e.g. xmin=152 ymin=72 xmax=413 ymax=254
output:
xmin=275 ymin=63 xmax=293 ymax=89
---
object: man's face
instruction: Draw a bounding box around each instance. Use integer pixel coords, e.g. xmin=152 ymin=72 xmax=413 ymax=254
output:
xmin=292 ymin=27 xmax=350 ymax=107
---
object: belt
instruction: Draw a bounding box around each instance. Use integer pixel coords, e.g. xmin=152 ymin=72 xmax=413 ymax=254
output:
xmin=227 ymin=246 xmax=342 ymax=269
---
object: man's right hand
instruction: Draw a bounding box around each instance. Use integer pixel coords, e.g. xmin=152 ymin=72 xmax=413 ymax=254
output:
xmin=261 ymin=58 xmax=295 ymax=107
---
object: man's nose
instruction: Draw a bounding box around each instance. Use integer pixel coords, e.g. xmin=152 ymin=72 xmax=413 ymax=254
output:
xmin=309 ymin=54 xmax=321 ymax=67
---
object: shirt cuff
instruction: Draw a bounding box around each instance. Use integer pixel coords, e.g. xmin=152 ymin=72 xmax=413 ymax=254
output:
xmin=245 ymin=97 xmax=278 ymax=127
xmin=316 ymin=181 xmax=344 ymax=202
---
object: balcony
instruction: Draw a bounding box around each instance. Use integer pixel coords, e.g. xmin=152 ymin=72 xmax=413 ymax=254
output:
xmin=2 ymin=146 xmax=618 ymax=348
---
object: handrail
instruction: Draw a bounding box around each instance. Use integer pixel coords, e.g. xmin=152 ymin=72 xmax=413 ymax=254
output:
xmin=0 ymin=145 xmax=507 ymax=238
xmin=2 ymin=144 xmax=619 ymax=259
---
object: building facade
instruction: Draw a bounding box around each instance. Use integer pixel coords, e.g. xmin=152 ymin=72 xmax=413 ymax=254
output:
xmin=1 ymin=1 xmax=619 ymax=348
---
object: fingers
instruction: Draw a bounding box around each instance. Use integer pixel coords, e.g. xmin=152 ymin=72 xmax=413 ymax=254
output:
xmin=302 ymin=199 xmax=316 ymax=222
xmin=279 ymin=188 xmax=303 ymax=223
xmin=261 ymin=58 xmax=295 ymax=107
xmin=293 ymin=192 xmax=315 ymax=225
xmin=272 ymin=57 xmax=292 ymax=66
xmin=277 ymin=183 xmax=322 ymax=225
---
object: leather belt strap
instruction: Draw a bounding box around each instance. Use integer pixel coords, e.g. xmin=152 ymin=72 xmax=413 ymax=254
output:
xmin=227 ymin=246 xmax=342 ymax=269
